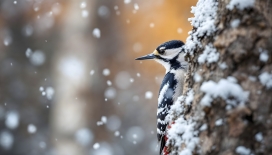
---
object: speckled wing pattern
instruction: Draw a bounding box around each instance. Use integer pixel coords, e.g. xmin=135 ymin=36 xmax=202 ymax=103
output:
xmin=157 ymin=72 xmax=177 ymax=154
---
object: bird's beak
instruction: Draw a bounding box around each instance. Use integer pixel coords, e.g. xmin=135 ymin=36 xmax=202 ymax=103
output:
xmin=135 ymin=54 xmax=156 ymax=60
xmin=135 ymin=50 xmax=159 ymax=60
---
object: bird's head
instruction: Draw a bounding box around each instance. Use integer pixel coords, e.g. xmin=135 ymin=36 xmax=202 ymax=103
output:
xmin=135 ymin=40 xmax=186 ymax=71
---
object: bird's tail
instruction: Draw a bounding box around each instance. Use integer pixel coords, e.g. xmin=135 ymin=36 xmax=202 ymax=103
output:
xmin=159 ymin=122 xmax=175 ymax=155
xmin=159 ymin=135 xmax=167 ymax=155
xmin=159 ymin=135 xmax=169 ymax=155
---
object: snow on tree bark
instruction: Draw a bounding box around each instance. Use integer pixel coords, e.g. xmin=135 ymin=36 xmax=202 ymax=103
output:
xmin=167 ymin=0 xmax=272 ymax=154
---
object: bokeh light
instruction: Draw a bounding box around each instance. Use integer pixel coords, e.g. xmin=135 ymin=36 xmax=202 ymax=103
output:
xmin=0 ymin=0 xmax=196 ymax=155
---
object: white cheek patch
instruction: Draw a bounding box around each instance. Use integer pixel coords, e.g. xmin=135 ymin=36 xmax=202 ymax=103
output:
xmin=177 ymin=52 xmax=188 ymax=68
xmin=161 ymin=47 xmax=182 ymax=59
xmin=178 ymin=52 xmax=185 ymax=61
xmin=155 ymin=59 xmax=170 ymax=73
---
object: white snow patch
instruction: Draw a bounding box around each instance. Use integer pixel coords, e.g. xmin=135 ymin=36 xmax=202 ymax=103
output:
xmin=93 ymin=143 xmax=100 ymax=149
xmin=104 ymin=87 xmax=116 ymax=99
xmin=235 ymin=146 xmax=251 ymax=155
xmin=97 ymin=116 xmax=107 ymax=126
xmin=39 ymin=87 xmax=44 ymax=91
xmin=227 ymin=0 xmax=255 ymax=10
xmin=255 ymin=132 xmax=263 ymax=142
xmin=80 ymin=2 xmax=87 ymax=9
xmin=194 ymin=73 xmax=202 ymax=82
xmin=248 ymin=76 xmax=256 ymax=82
xmin=93 ymin=28 xmax=101 ymax=38
xmin=231 ymin=19 xmax=240 ymax=28
xmin=200 ymin=77 xmax=249 ymax=106
xmin=259 ymin=48 xmax=269 ymax=62
xmin=134 ymin=3 xmax=139 ymax=10
xmin=59 ymin=57 xmax=85 ymax=80
xmin=259 ymin=72 xmax=272 ymax=89
xmin=199 ymin=124 xmax=207 ymax=131
xmin=30 ymin=50 xmax=46 ymax=66
xmin=167 ymin=96 xmax=186 ymax=120
xmin=167 ymin=117 xmax=199 ymax=155
xmin=23 ymin=25 xmax=34 ymax=37
xmin=102 ymin=68 xmax=110 ymax=76
xmin=81 ymin=10 xmax=89 ymax=18
xmin=46 ymin=87 xmax=54 ymax=100
xmin=185 ymin=90 xmax=194 ymax=105
xmin=5 ymin=111 xmax=19 ymax=129
xmin=215 ymin=119 xmax=223 ymax=126
xmin=98 ymin=6 xmax=110 ymax=18
xmin=75 ymin=128 xmax=93 ymax=146
xmin=0 ymin=131 xmax=13 ymax=150
xmin=92 ymin=143 xmax=113 ymax=155
xmin=166 ymin=95 xmax=198 ymax=155
xmin=260 ymin=52 xmax=269 ymax=62
xmin=25 ymin=48 xmax=32 ymax=57
xmin=42 ymin=92 xmax=46 ymax=96
xmin=90 ymin=70 xmax=95 ymax=75
xmin=219 ymin=62 xmax=228 ymax=70
xmin=185 ymin=0 xmax=218 ymax=54
xmin=114 ymin=131 xmax=120 ymax=137
xmin=27 ymin=124 xmax=37 ymax=134
xmin=3 ymin=36 xmax=12 ymax=46
xmin=105 ymin=115 xmax=121 ymax=131
xmin=97 ymin=122 xmax=103 ymax=126
xmin=101 ymin=116 xmax=107 ymax=123
xmin=198 ymin=44 xmax=219 ymax=64
xmin=115 ymin=71 xmax=131 ymax=89
xmin=124 ymin=0 xmax=131 ymax=4
xmin=106 ymin=80 xmax=112 ymax=86
xmin=145 ymin=91 xmax=153 ymax=99
xmin=39 ymin=141 xmax=46 ymax=149
xmin=126 ymin=126 xmax=144 ymax=143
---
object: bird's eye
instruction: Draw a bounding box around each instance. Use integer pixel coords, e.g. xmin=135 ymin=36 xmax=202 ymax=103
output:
xmin=159 ymin=50 xmax=165 ymax=55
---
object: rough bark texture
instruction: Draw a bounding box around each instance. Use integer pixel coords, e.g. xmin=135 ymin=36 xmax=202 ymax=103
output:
xmin=172 ymin=0 xmax=272 ymax=154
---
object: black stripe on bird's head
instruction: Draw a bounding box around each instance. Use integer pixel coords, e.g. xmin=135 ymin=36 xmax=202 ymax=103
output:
xmin=135 ymin=40 xmax=184 ymax=61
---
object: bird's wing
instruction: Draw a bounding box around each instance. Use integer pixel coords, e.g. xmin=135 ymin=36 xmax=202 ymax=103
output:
xmin=157 ymin=72 xmax=177 ymax=154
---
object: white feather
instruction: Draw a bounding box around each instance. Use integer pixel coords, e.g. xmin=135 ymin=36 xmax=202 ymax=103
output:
xmin=155 ymin=59 xmax=170 ymax=73
xmin=170 ymin=69 xmax=187 ymax=102
xmin=161 ymin=47 xmax=182 ymax=59
xmin=158 ymin=83 xmax=169 ymax=105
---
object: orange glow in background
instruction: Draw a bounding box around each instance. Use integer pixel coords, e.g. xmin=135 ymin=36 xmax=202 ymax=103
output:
xmin=0 ymin=1 xmax=197 ymax=155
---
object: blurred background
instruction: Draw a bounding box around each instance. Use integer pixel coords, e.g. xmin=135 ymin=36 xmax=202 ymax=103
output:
xmin=0 ymin=0 xmax=196 ymax=155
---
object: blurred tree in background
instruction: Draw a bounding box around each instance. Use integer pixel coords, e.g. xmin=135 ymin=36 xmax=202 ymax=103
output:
xmin=0 ymin=0 xmax=196 ymax=155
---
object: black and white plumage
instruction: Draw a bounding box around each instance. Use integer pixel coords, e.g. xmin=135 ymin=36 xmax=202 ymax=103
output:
xmin=135 ymin=40 xmax=187 ymax=155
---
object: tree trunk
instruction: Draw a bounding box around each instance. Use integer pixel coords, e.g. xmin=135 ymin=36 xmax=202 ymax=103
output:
xmin=168 ymin=0 xmax=272 ymax=154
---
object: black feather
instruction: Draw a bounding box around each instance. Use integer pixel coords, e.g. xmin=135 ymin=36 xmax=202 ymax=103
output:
xmin=156 ymin=40 xmax=184 ymax=51
xmin=159 ymin=136 xmax=166 ymax=155
xmin=157 ymin=72 xmax=177 ymax=153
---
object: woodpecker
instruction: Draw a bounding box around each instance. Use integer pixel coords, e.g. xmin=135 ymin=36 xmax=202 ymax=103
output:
xmin=135 ymin=40 xmax=187 ymax=155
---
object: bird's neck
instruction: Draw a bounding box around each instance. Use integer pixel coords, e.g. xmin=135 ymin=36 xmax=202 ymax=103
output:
xmin=157 ymin=53 xmax=187 ymax=73
xmin=156 ymin=60 xmax=171 ymax=73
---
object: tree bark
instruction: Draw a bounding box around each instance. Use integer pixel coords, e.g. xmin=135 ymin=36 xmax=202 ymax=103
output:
xmin=168 ymin=0 xmax=272 ymax=154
